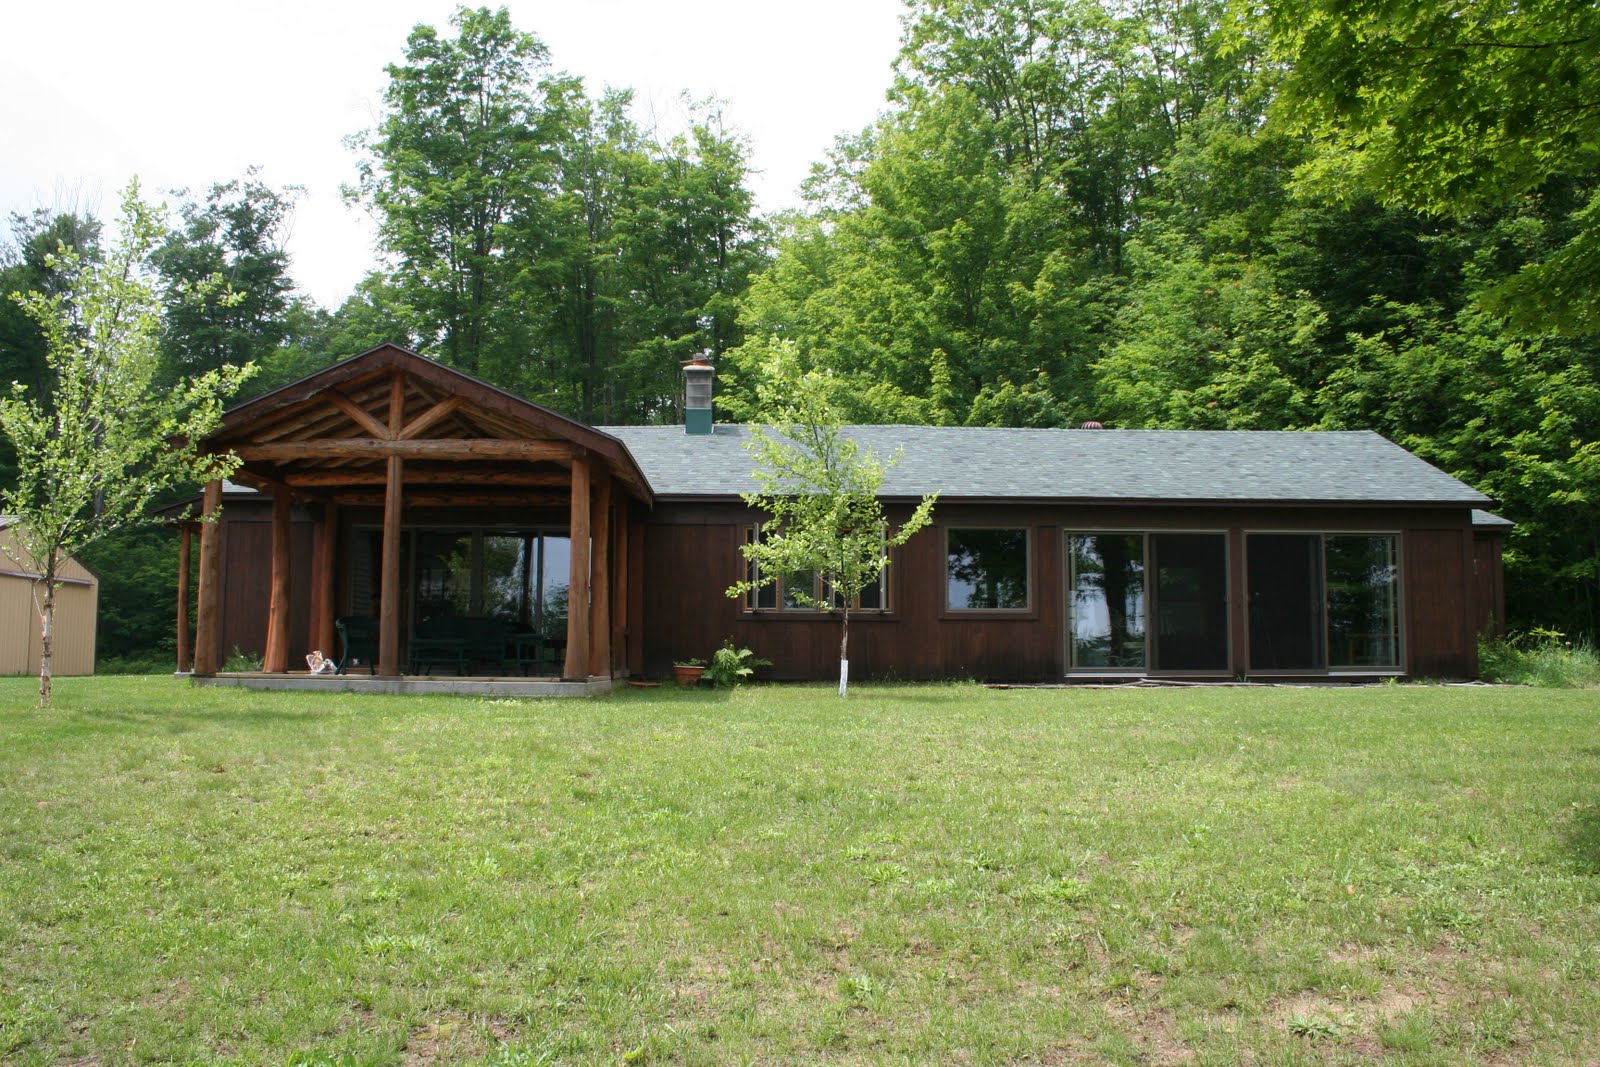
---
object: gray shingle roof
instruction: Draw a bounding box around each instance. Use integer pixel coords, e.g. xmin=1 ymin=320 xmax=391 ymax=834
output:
xmin=1472 ymin=509 xmax=1514 ymax=528
xmin=599 ymin=425 xmax=1491 ymax=506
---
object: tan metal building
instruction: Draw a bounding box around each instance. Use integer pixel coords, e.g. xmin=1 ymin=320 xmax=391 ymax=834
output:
xmin=0 ymin=519 xmax=98 ymax=676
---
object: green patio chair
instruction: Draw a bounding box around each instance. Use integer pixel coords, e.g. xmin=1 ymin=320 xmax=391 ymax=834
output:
xmin=335 ymin=617 xmax=378 ymax=675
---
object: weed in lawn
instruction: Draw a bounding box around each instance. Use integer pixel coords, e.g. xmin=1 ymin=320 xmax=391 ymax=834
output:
xmin=1286 ymin=1011 xmax=1343 ymax=1040
xmin=1378 ymin=1007 xmax=1437 ymax=1052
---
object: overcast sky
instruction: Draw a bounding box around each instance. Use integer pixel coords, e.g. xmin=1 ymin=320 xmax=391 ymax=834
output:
xmin=1 ymin=0 xmax=907 ymax=308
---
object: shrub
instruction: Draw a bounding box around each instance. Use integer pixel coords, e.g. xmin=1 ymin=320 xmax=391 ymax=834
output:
xmin=703 ymin=640 xmax=771 ymax=688
xmin=96 ymin=654 xmax=176 ymax=675
xmin=1479 ymin=629 xmax=1600 ymax=688
xmin=223 ymin=646 xmax=264 ymax=673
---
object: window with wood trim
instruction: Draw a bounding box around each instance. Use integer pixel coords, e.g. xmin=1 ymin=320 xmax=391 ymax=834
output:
xmin=946 ymin=528 xmax=1030 ymax=610
xmin=743 ymin=524 xmax=887 ymax=612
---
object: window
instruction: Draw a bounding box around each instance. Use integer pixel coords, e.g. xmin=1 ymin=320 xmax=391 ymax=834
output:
xmin=1066 ymin=532 xmax=1229 ymax=671
xmin=352 ymin=528 xmax=571 ymax=640
xmin=1325 ymin=535 xmax=1400 ymax=668
xmin=1068 ymin=533 xmax=1145 ymax=666
xmin=946 ymin=528 xmax=1029 ymax=610
xmin=1247 ymin=533 xmax=1400 ymax=670
xmin=743 ymin=525 xmax=888 ymax=612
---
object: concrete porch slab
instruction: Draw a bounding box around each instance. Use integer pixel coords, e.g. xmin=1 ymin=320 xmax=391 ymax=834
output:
xmin=188 ymin=672 xmax=614 ymax=698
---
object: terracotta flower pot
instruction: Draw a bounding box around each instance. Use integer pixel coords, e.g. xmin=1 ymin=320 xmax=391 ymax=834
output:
xmin=673 ymin=664 xmax=706 ymax=688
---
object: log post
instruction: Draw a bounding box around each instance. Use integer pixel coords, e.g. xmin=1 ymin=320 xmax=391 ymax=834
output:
xmin=611 ymin=501 xmax=628 ymax=676
xmin=589 ymin=472 xmax=612 ymax=678
xmin=193 ymin=480 xmax=224 ymax=677
xmin=176 ymin=523 xmax=192 ymax=673
xmin=311 ymin=501 xmax=339 ymax=657
xmin=564 ymin=453 xmax=591 ymax=681
xmin=377 ymin=371 xmax=407 ymax=678
xmin=263 ymin=488 xmax=292 ymax=672
xmin=378 ymin=455 xmax=404 ymax=677
xmin=627 ymin=511 xmax=645 ymax=677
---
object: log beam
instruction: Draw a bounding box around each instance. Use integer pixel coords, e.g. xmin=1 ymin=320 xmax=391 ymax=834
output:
xmin=263 ymin=488 xmax=292 ymax=672
xmin=283 ymin=468 xmax=570 ymax=488
xmin=236 ymin=439 xmax=573 ymax=463
xmin=326 ymin=390 xmax=392 ymax=440
xmin=193 ymin=480 xmax=224 ymax=677
xmin=388 ymin=370 xmax=406 ymax=433
xmin=564 ymin=453 xmax=591 ymax=681
xmin=322 ymin=490 xmax=571 ymax=510
xmin=398 ymin=395 xmax=465 ymax=440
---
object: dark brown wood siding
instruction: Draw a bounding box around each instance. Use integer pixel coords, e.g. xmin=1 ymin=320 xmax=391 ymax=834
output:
xmin=215 ymin=506 xmax=316 ymax=663
xmin=1472 ymin=532 xmax=1507 ymax=641
xmin=1404 ymin=527 xmax=1475 ymax=678
xmin=642 ymin=501 xmax=1488 ymax=682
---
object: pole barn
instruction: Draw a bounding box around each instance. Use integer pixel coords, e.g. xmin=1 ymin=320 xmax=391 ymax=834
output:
xmin=0 ymin=519 xmax=99 ymax=676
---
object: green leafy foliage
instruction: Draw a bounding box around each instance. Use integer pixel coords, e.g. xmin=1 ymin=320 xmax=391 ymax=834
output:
xmin=1479 ymin=630 xmax=1600 ymax=688
xmin=153 ymin=170 xmax=301 ymax=379
xmin=350 ymin=8 xmax=765 ymax=421
xmin=702 ymin=640 xmax=771 ymax=688
xmin=1263 ymin=0 xmax=1600 ymax=333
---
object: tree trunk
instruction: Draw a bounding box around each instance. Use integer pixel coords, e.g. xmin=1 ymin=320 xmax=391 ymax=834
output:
xmin=839 ymin=605 xmax=850 ymax=698
xmin=35 ymin=572 xmax=55 ymax=708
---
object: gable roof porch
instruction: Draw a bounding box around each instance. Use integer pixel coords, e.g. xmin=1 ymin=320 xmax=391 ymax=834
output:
xmin=189 ymin=345 xmax=650 ymax=680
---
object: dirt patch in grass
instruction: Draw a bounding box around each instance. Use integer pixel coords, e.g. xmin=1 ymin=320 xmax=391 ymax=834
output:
xmin=1106 ymin=999 xmax=1195 ymax=1064
xmin=399 ymin=1012 xmax=511 ymax=1066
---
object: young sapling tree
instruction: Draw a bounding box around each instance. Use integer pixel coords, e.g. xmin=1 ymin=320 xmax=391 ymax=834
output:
xmin=728 ymin=351 xmax=934 ymax=696
xmin=2 ymin=181 xmax=252 ymax=705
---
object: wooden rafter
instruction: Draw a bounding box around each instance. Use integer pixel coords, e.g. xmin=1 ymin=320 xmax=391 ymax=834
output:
xmin=326 ymin=390 xmax=392 ymax=440
xmin=398 ymin=396 xmax=465 ymax=440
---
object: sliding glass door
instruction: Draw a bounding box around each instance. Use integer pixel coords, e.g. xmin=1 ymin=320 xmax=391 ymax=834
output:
xmin=1247 ymin=533 xmax=1401 ymax=671
xmin=1246 ymin=534 xmax=1324 ymax=670
xmin=1066 ymin=532 xmax=1229 ymax=672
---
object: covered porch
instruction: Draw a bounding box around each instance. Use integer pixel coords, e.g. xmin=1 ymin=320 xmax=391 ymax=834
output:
xmin=180 ymin=345 xmax=650 ymax=689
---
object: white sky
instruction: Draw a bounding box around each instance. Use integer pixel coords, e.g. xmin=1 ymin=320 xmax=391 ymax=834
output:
xmin=0 ymin=0 xmax=907 ymax=309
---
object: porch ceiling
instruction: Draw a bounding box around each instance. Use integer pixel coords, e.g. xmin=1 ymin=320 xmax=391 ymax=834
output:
xmin=204 ymin=345 xmax=652 ymax=507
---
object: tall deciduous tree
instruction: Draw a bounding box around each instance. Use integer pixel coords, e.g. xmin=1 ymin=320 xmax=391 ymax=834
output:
xmin=349 ymin=5 xmax=560 ymax=378
xmin=729 ymin=348 xmax=936 ymax=696
xmin=154 ymin=171 xmax=301 ymax=378
xmin=2 ymin=182 xmax=251 ymax=705
xmin=1263 ymin=0 xmax=1600 ymax=333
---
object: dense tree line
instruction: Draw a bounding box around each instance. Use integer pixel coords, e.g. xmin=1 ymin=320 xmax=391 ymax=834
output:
xmin=723 ymin=0 xmax=1600 ymax=638
xmin=2 ymin=0 xmax=1594 ymax=662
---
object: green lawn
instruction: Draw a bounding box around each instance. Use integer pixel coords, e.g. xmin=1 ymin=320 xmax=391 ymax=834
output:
xmin=2 ymin=679 xmax=1598 ymax=1066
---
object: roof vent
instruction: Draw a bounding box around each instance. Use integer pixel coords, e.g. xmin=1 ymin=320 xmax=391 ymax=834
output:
xmin=1079 ymin=420 xmax=1104 ymax=430
xmin=682 ymin=352 xmax=715 ymax=436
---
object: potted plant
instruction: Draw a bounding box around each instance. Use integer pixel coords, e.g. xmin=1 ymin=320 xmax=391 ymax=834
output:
xmin=672 ymin=658 xmax=707 ymax=687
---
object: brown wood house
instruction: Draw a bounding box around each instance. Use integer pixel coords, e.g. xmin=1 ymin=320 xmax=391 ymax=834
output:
xmin=181 ymin=344 xmax=1508 ymax=688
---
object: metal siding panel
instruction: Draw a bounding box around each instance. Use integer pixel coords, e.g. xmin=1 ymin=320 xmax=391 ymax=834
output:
xmin=0 ymin=577 xmax=32 ymax=675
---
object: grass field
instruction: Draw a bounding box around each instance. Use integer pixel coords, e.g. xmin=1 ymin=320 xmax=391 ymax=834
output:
xmin=2 ymin=678 xmax=1598 ymax=1066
